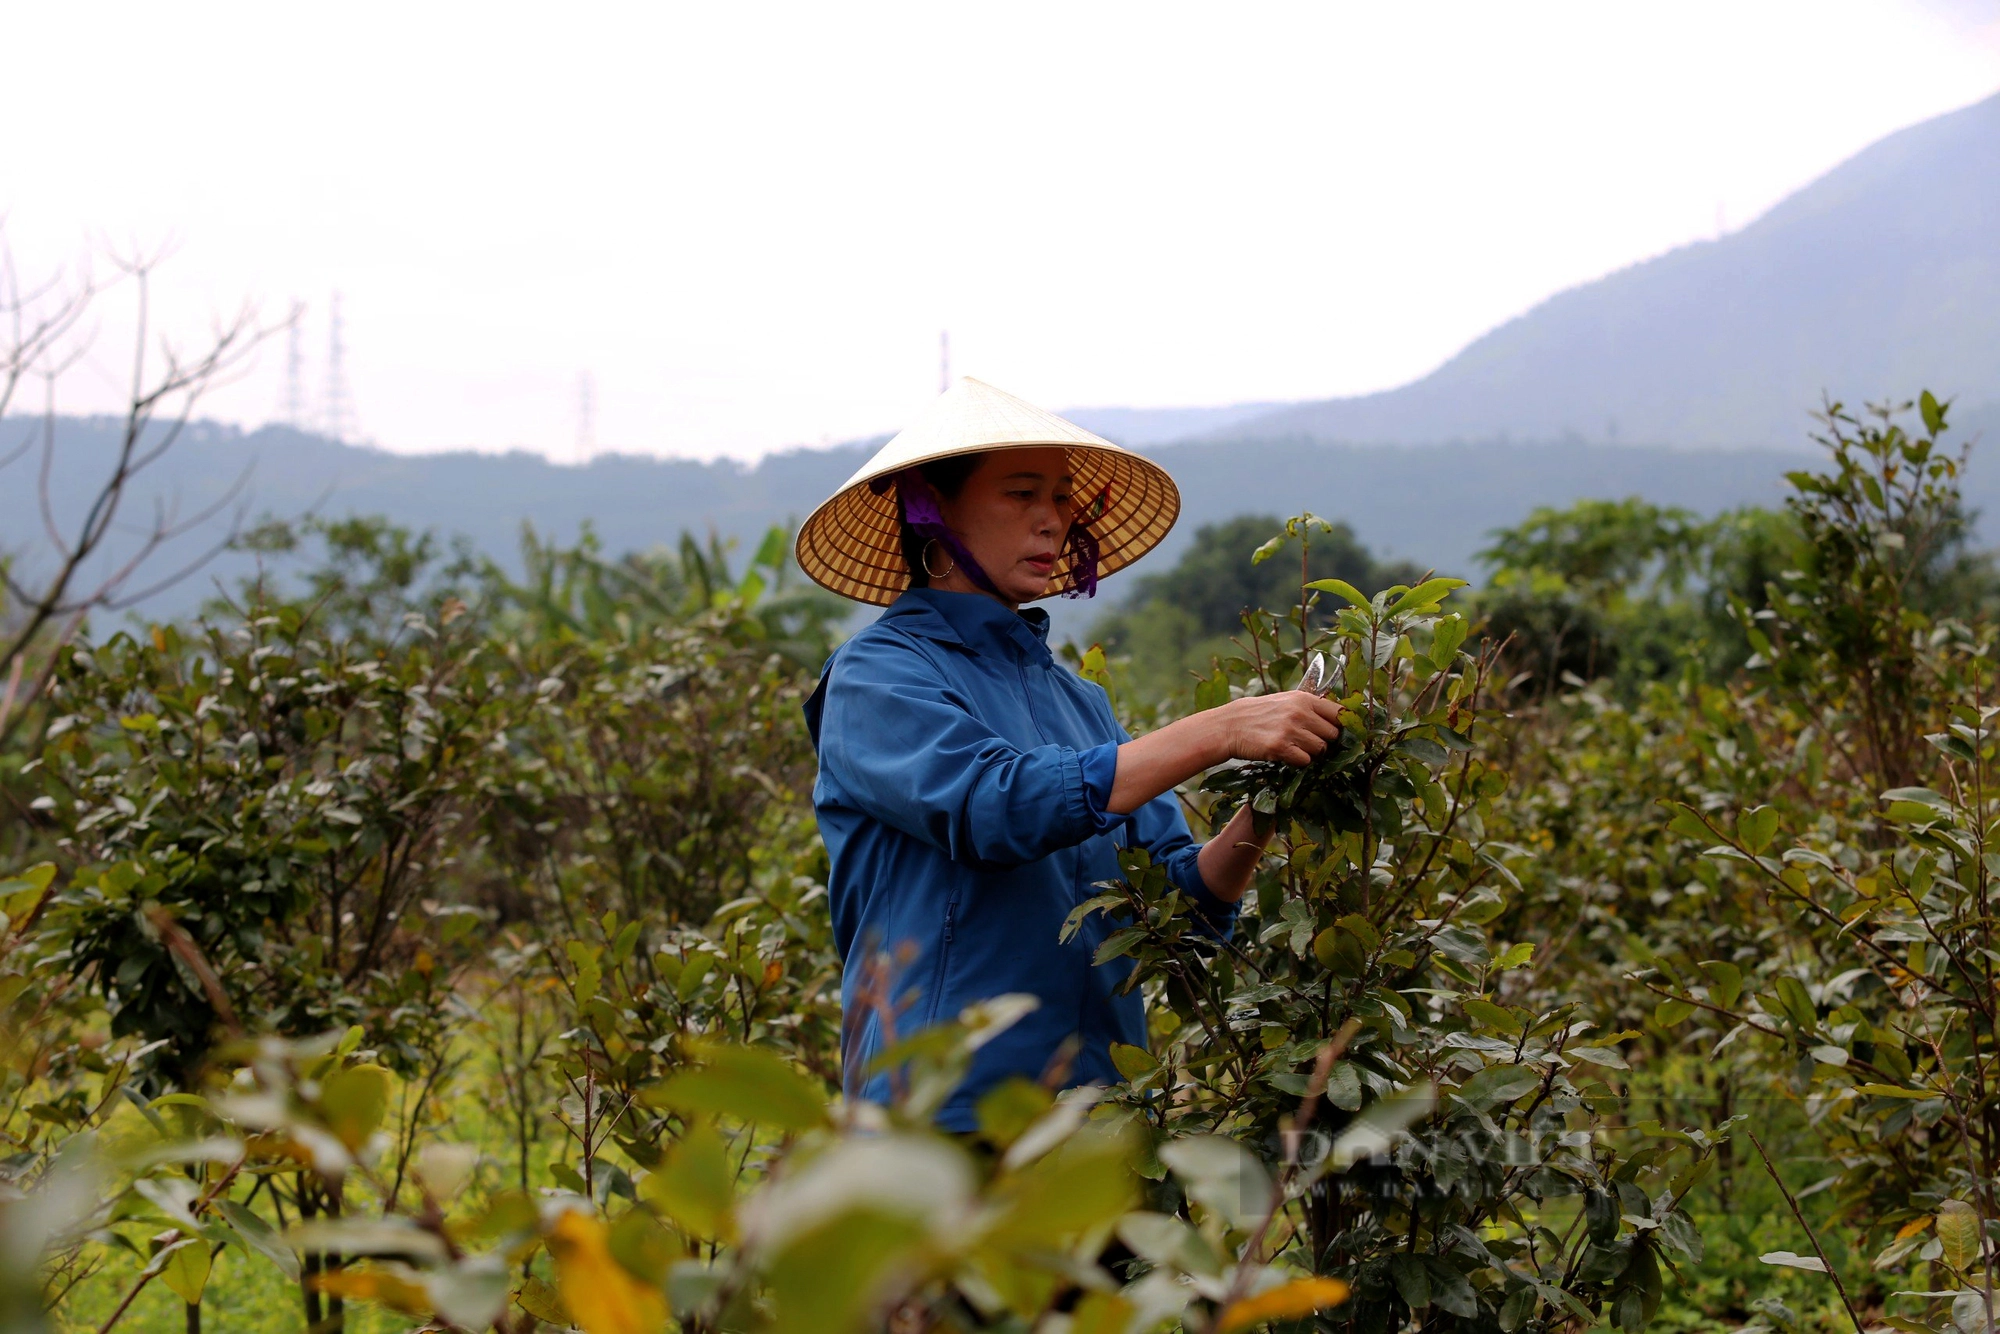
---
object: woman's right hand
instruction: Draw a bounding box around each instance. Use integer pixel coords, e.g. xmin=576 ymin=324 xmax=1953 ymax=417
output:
xmin=1218 ymin=692 xmax=1345 ymax=767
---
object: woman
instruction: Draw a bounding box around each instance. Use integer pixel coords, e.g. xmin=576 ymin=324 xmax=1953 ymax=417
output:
xmin=797 ymin=377 xmax=1342 ymax=1130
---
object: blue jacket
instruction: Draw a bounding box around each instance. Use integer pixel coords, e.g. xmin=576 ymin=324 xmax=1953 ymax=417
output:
xmin=803 ymin=587 xmax=1238 ymax=1130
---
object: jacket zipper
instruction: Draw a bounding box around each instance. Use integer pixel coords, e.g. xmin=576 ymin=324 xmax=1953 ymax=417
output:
xmin=926 ymin=897 xmax=958 ymax=1025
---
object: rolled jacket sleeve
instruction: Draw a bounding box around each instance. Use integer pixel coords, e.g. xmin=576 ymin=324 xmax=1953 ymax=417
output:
xmin=819 ymin=634 xmax=1114 ymax=870
xmin=1124 ymin=777 xmax=1241 ymax=938
xmin=1083 ymin=710 xmax=1242 ymax=939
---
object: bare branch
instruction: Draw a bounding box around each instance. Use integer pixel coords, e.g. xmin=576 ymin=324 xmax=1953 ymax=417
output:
xmin=0 ymin=229 xmax=95 ymax=423
xmin=0 ymin=240 xmax=286 ymax=726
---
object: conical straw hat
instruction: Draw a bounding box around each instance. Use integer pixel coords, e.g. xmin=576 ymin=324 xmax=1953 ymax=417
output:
xmin=795 ymin=377 xmax=1182 ymax=606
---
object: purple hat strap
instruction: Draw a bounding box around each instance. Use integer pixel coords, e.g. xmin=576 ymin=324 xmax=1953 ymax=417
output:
xmin=1062 ymin=497 xmax=1103 ymax=600
xmin=884 ymin=468 xmax=1002 ymax=596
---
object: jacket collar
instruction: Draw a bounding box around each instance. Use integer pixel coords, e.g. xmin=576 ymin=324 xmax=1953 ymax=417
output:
xmin=805 ymin=589 xmax=1054 ymax=751
xmin=880 ymin=587 xmax=1052 ymax=660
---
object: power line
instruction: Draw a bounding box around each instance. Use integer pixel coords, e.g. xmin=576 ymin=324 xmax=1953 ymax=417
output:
xmin=321 ymin=291 xmax=358 ymax=443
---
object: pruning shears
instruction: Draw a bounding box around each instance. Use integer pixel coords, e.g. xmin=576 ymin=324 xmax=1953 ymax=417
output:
xmin=1296 ymin=651 xmax=1335 ymax=698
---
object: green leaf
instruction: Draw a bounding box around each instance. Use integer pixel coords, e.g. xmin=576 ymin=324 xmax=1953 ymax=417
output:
xmin=1108 ymin=1042 xmax=1158 ymax=1082
xmin=975 ymin=1078 xmax=1054 ymax=1147
xmin=988 ymin=1129 xmax=1139 ymax=1244
xmin=1430 ymin=925 xmax=1491 ymax=966
xmin=1159 ymin=1135 xmax=1272 ymax=1231
xmin=1463 ymin=998 xmax=1523 ymax=1034
xmin=1666 ymin=805 xmax=1712 ymax=841
xmin=751 ymin=525 xmax=789 ymax=571
xmin=1455 ymin=1064 xmax=1541 ymax=1113
xmin=1493 ymin=941 xmax=1535 ymax=971
xmin=1458 ymin=890 xmax=1507 ymax=926
xmin=1736 ymin=805 xmax=1779 ymax=854
xmin=640 ymin=1043 xmax=829 ymax=1132
xmin=319 ymin=1064 xmax=392 ymax=1152
xmin=1568 ymin=1045 xmax=1629 ymax=1070
xmin=1658 ymin=1211 xmax=1704 ymax=1264
xmin=1324 ymin=1062 xmax=1363 ymax=1111
xmin=1758 ymin=1250 xmax=1827 ymax=1272
xmin=608 ymin=1208 xmax=680 ymax=1288
xmin=1697 ymin=960 xmax=1742 ymax=1012
xmin=1060 ymin=892 xmax=1125 ymax=943
xmin=1425 ymin=1258 xmax=1478 ymax=1318
xmin=1936 ymin=1200 xmax=1980 ymax=1272
xmin=1093 ymin=928 xmax=1146 ymax=965
xmin=1251 ymin=535 xmax=1287 ymax=566
xmin=1387 ymin=578 xmax=1468 ymax=615
xmin=159 ymin=1238 xmax=211 ymax=1305
xmin=1395 ymin=735 xmax=1450 ymax=767
xmin=1119 ymin=1211 xmax=1224 ymax=1279
xmin=1926 ymin=731 xmax=1978 ymax=762
xmin=1772 ymin=975 xmax=1817 ymax=1031
xmin=1429 ymin=615 xmax=1468 ymax=664
xmin=1920 ymin=389 xmax=1946 ymax=437
xmin=1654 ymin=998 xmax=1696 ymax=1028
xmin=1335 ymin=914 xmax=1381 ymax=951
xmin=1304 ymin=577 xmax=1370 ymax=608
xmin=220 ymin=1200 xmax=300 ymax=1281
xmin=1584 ymin=1188 xmax=1619 ymax=1244
xmin=1388 ymin=1253 xmax=1430 ymax=1309
xmin=0 ymin=863 xmax=56 ymax=919
xmin=640 ymin=1121 xmax=736 ymax=1240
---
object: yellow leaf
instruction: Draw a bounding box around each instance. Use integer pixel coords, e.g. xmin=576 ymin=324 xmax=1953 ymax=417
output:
xmin=1217 ymin=1276 xmax=1351 ymax=1332
xmin=1936 ymin=1199 xmax=1981 ymax=1272
xmin=312 ymin=1264 xmax=432 ymax=1315
xmin=318 ymin=1063 xmax=393 ymax=1151
xmin=159 ymin=1240 xmax=211 ymax=1305
xmin=1895 ymin=1214 xmax=1934 ymax=1241
xmin=546 ymin=1209 xmax=668 ymax=1334
xmin=515 ymin=1275 xmax=570 ymax=1325
xmin=1854 ymin=1083 xmax=1931 ymax=1099
xmin=1070 ymin=1291 xmax=1136 ymax=1334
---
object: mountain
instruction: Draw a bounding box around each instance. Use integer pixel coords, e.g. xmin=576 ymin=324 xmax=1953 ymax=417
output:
xmin=9 ymin=399 xmax=1997 ymax=643
xmin=0 ymin=417 xmax=1830 ymax=637
xmin=1201 ymin=90 xmax=2000 ymax=450
xmin=1060 ymin=403 xmax=1287 ymax=447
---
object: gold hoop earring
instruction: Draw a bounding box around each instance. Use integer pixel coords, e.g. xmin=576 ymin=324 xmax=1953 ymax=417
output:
xmin=921 ymin=539 xmax=955 ymax=580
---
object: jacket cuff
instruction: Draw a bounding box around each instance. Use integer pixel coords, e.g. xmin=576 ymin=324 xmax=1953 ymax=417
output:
xmin=1174 ymin=847 xmax=1241 ymax=940
xmin=1075 ymin=742 xmax=1125 ymax=834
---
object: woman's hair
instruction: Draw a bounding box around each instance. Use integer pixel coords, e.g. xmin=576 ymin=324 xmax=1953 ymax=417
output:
xmin=900 ymin=453 xmax=984 ymax=586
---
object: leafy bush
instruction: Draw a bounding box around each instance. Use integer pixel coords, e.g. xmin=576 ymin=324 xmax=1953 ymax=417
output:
xmin=1074 ymin=520 xmax=1722 ymax=1332
xmin=37 ymin=601 xmax=514 ymax=1078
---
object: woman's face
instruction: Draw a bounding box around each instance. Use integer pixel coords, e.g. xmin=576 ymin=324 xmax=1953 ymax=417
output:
xmin=934 ymin=446 xmax=1076 ymax=606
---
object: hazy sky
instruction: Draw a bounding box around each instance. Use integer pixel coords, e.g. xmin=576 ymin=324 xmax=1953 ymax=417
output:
xmin=6 ymin=2 xmax=1998 ymax=462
